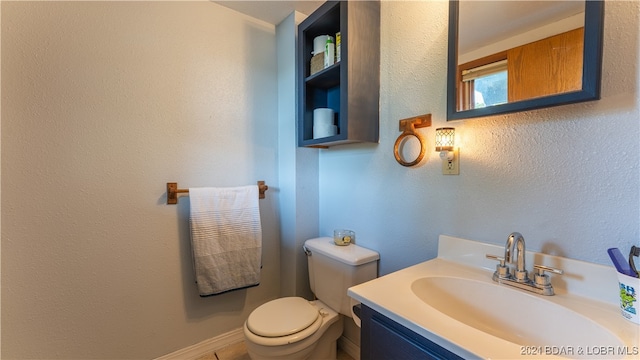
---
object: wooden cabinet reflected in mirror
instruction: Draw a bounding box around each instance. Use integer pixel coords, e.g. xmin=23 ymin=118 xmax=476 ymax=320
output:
xmin=447 ymin=0 xmax=604 ymax=121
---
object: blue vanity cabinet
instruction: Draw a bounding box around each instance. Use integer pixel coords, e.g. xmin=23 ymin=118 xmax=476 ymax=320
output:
xmin=361 ymin=305 xmax=464 ymax=360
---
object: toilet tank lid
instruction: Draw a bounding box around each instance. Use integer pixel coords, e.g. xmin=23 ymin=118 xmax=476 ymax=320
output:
xmin=304 ymin=237 xmax=379 ymax=266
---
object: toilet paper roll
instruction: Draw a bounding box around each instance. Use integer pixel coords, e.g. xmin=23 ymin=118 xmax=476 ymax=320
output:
xmin=313 ymin=124 xmax=338 ymax=139
xmin=313 ymin=108 xmax=334 ymax=127
xmin=313 ymin=35 xmax=331 ymax=55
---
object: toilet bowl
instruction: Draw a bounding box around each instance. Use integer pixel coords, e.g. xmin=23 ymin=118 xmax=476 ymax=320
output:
xmin=242 ymin=237 xmax=380 ymax=360
xmin=243 ymin=297 xmax=343 ymax=360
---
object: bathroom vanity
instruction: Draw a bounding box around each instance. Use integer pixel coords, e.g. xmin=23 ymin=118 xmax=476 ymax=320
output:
xmin=348 ymin=235 xmax=640 ymax=359
xmin=360 ymin=304 xmax=464 ymax=360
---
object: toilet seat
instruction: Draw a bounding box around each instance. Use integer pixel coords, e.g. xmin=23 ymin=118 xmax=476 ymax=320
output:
xmin=247 ymin=297 xmax=320 ymax=337
xmin=244 ymin=297 xmax=324 ymax=346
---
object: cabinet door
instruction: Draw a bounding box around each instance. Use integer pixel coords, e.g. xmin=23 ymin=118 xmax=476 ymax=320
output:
xmin=508 ymin=28 xmax=584 ymax=102
xmin=361 ymin=305 xmax=464 ymax=360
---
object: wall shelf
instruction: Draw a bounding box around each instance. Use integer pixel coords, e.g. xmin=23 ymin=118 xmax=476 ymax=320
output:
xmin=305 ymin=63 xmax=340 ymax=88
xmin=297 ymin=1 xmax=380 ymax=148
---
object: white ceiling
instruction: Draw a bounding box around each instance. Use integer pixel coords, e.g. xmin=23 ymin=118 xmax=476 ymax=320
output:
xmin=213 ymin=1 xmax=586 ymax=56
xmin=213 ymin=0 xmax=325 ymax=25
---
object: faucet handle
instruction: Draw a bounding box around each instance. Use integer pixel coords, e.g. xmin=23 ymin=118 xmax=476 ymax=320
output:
xmin=533 ymin=264 xmax=564 ymax=275
xmin=486 ymin=254 xmax=510 ymax=279
xmin=486 ymin=254 xmax=505 ymax=266
xmin=533 ymin=264 xmax=563 ymax=289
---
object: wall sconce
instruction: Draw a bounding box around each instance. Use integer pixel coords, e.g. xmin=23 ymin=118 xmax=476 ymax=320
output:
xmin=435 ymin=127 xmax=459 ymax=175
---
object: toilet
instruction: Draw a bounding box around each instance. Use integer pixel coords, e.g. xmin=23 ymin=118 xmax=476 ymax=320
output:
xmin=243 ymin=237 xmax=379 ymax=360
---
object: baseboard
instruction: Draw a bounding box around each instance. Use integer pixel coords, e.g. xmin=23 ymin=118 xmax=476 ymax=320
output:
xmin=155 ymin=328 xmax=245 ymax=360
xmin=157 ymin=328 xmax=359 ymax=360
xmin=338 ymin=335 xmax=360 ymax=360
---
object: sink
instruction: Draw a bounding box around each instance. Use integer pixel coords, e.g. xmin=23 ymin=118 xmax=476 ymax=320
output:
xmin=411 ymin=276 xmax=624 ymax=349
xmin=349 ymin=236 xmax=639 ymax=359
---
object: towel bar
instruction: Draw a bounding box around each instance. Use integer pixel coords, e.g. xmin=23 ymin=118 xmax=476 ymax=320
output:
xmin=166 ymin=181 xmax=268 ymax=205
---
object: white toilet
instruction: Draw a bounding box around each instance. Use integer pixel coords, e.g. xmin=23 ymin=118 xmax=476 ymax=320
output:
xmin=243 ymin=237 xmax=379 ymax=360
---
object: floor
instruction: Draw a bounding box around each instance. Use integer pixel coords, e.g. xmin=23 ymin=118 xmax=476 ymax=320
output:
xmin=195 ymin=341 xmax=354 ymax=360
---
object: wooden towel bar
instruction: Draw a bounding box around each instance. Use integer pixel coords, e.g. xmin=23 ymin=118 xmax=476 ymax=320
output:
xmin=166 ymin=181 xmax=268 ymax=205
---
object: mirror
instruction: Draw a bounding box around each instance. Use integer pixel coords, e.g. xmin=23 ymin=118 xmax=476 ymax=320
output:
xmin=447 ymin=0 xmax=604 ymax=121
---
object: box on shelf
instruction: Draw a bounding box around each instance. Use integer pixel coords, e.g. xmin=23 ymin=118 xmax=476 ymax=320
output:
xmin=310 ymin=53 xmax=324 ymax=76
xmin=336 ymin=32 xmax=341 ymax=62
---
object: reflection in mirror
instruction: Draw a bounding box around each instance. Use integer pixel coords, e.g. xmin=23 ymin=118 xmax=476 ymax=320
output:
xmin=447 ymin=0 xmax=604 ymax=121
xmin=459 ymin=1 xmax=584 ymax=110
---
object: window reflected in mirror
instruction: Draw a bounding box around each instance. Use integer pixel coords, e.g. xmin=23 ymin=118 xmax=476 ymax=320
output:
xmin=459 ymin=57 xmax=508 ymax=110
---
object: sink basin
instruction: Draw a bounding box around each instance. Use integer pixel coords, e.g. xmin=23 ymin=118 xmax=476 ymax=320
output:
xmin=411 ymin=276 xmax=624 ymax=349
xmin=349 ymin=236 xmax=639 ymax=359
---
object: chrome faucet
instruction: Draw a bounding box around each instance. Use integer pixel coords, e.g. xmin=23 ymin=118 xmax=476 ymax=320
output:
xmin=487 ymin=232 xmax=563 ymax=296
xmin=505 ymin=232 xmax=529 ymax=282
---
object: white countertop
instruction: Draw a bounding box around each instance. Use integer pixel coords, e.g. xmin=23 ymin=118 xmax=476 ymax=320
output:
xmin=348 ymin=235 xmax=640 ymax=359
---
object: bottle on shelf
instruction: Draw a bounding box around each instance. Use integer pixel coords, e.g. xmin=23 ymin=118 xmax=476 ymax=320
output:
xmin=324 ymin=36 xmax=335 ymax=68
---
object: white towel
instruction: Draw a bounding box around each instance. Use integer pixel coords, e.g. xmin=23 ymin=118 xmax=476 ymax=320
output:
xmin=189 ymin=185 xmax=262 ymax=296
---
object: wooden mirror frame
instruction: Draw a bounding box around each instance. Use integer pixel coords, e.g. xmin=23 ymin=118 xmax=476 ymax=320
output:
xmin=447 ymin=0 xmax=605 ymax=121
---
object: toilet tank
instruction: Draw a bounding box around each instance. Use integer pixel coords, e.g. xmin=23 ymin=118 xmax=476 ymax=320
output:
xmin=304 ymin=237 xmax=379 ymax=317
